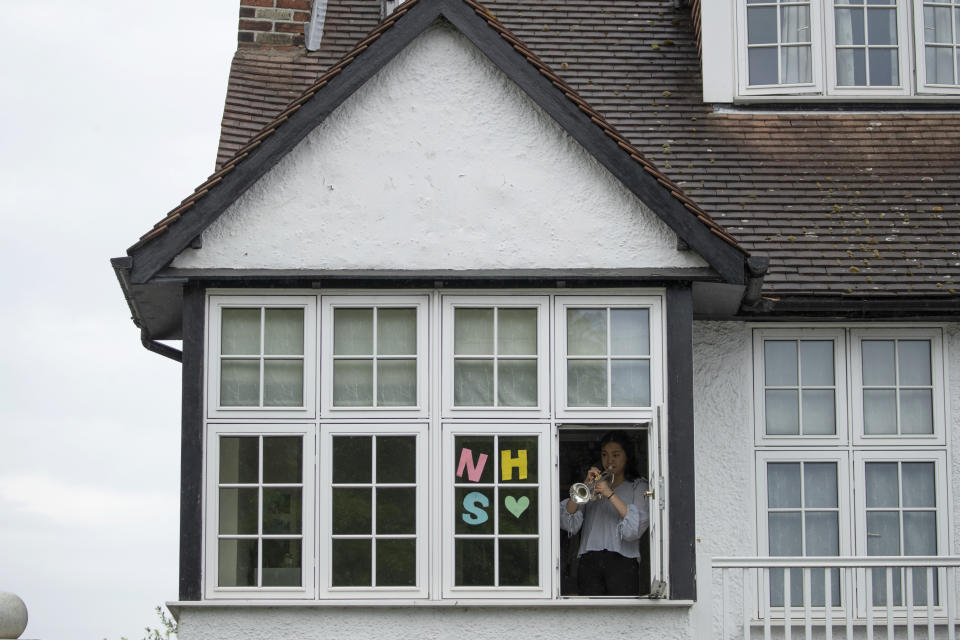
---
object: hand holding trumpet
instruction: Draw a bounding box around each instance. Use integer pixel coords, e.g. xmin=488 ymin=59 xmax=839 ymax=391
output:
xmin=585 ymin=466 xmax=614 ymax=499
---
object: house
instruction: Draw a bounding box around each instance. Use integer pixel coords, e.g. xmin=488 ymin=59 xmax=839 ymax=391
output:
xmin=111 ymin=0 xmax=960 ymax=637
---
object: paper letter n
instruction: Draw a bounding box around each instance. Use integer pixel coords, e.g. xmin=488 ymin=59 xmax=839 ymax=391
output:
xmin=456 ymin=448 xmax=488 ymax=482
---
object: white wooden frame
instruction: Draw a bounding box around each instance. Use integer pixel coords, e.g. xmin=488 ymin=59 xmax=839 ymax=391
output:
xmin=204 ymin=422 xmax=317 ymax=600
xmin=320 ymin=295 xmax=430 ymax=419
xmin=441 ymin=295 xmax=550 ymax=418
xmin=318 ymin=422 xmax=429 ymax=598
xmin=914 ymin=0 xmax=960 ymax=94
xmin=207 ymin=294 xmax=318 ymax=419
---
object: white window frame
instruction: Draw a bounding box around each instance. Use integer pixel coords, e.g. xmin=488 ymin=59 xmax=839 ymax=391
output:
xmin=320 ymin=295 xmax=429 ymax=419
xmin=753 ymin=327 xmax=848 ymax=446
xmin=824 ymin=0 xmax=912 ymax=96
xmin=441 ymin=422 xmax=553 ymax=599
xmin=318 ymin=422 xmax=429 ymax=598
xmin=554 ymin=295 xmax=665 ymax=420
xmin=207 ymin=294 xmax=317 ymax=419
xmin=204 ymin=422 xmax=317 ymax=600
xmin=441 ymin=295 xmax=550 ymax=418
xmin=914 ymin=0 xmax=960 ymax=93
xmin=850 ymin=327 xmax=946 ymax=447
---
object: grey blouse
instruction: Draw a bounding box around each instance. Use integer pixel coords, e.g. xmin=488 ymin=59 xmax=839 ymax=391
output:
xmin=559 ymin=477 xmax=650 ymax=558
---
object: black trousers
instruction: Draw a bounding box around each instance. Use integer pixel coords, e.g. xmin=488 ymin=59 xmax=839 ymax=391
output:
xmin=577 ymin=550 xmax=640 ymax=596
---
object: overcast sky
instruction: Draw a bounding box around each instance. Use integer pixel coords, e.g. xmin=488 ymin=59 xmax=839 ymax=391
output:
xmin=0 ymin=2 xmax=238 ymax=638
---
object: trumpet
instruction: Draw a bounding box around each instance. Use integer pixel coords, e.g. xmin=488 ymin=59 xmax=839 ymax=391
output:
xmin=569 ymin=467 xmax=615 ymax=504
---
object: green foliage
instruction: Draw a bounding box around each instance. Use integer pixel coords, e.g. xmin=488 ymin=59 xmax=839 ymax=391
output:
xmin=104 ymin=606 xmax=178 ymax=640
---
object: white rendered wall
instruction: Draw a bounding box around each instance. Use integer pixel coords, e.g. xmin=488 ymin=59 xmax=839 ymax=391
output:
xmin=171 ymin=23 xmax=707 ymax=272
xmin=699 ymin=0 xmax=736 ymax=103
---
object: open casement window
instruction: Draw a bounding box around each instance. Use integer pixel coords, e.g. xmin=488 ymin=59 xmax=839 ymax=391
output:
xmin=205 ymin=423 xmax=316 ymax=599
xmin=915 ymin=0 xmax=960 ymax=92
xmin=555 ymin=296 xmax=664 ymax=419
xmin=825 ymin=0 xmax=911 ymax=95
xmin=442 ymin=423 xmax=551 ymax=598
xmin=318 ymin=424 xmax=428 ymax=598
xmin=207 ymin=295 xmax=317 ymax=418
xmin=738 ymin=0 xmax=824 ymax=95
xmin=321 ymin=295 xmax=429 ymax=418
xmin=441 ymin=295 xmax=549 ymax=417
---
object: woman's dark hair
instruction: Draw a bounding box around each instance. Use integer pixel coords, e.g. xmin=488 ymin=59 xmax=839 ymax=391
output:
xmin=598 ymin=430 xmax=639 ymax=481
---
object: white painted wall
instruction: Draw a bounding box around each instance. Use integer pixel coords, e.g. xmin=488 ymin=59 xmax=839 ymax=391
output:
xmin=171 ymin=23 xmax=707 ymax=272
xmin=699 ymin=0 xmax=736 ymax=103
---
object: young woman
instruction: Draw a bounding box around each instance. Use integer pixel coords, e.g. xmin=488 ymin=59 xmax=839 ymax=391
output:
xmin=559 ymin=430 xmax=649 ymax=595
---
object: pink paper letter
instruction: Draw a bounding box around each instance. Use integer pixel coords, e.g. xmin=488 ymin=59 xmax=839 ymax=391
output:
xmin=456 ymin=448 xmax=488 ymax=482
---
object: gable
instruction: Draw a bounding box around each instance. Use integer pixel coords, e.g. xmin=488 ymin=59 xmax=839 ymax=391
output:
xmin=171 ymin=23 xmax=707 ymax=272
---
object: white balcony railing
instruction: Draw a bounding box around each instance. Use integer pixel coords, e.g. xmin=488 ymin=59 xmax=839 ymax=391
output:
xmin=711 ymin=556 xmax=960 ymax=640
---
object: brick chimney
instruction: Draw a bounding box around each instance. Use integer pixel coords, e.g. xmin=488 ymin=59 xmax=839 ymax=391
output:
xmin=238 ymin=0 xmax=312 ymax=48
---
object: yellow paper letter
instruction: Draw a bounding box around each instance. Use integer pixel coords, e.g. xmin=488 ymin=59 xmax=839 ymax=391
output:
xmin=500 ymin=449 xmax=528 ymax=481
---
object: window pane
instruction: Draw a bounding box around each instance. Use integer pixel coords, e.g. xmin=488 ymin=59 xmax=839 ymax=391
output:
xmin=903 ymin=512 xmax=938 ymax=555
xmin=765 ymin=389 xmax=800 ymax=435
xmin=377 ymin=308 xmax=417 ymax=355
xmin=781 ymin=5 xmax=810 ymax=43
xmin=454 ymin=359 xmax=494 ymax=406
xmin=804 ymin=463 xmax=838 ymax=508
xmin=219 ymin=488 xmax=258 ymax=535
xmin=333 ymin=359 xmax=373 ymax=407
xmin=866 ymin=511 xmax=901 ymax=555
xmin=863 ymin=389 xmax=897 ymax=434
xmin=376 ymin=539 xmax=416 ymax=587
xmin=867 ymin=7 xmax=897 ymax=45
xmin=901 ymin=462 xmax=936 ymax=508
xmin=218 ymin=539 xmax=257 ymax=587
xmin=927 ymin=45 xmax=956 ymax=83
xmin=333 ymin=308 xmax=373 ymax=355
xmin=769 ymin=512 xmax=803 ymax=555
xmin=782 ymin=45 xmax=813 ymax=83
xmin=332 ymin=488 xmax=372 ymax=534
xmin=499 ymin=487 xmax=538 ymax=535
xmin=263 ymin=309 xmax=303 ymax=355
xmin=750 ymin=47 xmax=779 ymax=85
xmin=332 ymin=436 xmax=371 ymax=484
xmin=836 ymin=8 xmax=865 ymax=45
xmin=768 ymin=462 xmax=801 ymax=508
xmin=900 ymin=389 xmax=933 ymax=434
xmin=498 ymin=308 xmax=537 ymax=355
xmin=611 ymin=359 xmax=651 ymax=407
xmin=454 ymin=436 xmax=494 ymax=484
xmin=455 ymin=539 xmax=494 ymax=586
xmin=263 ymin=437 xmax=302 ymax=483
xmin=610 ymin=309 xmax=649 ymax=356
xmin=802 ymin=390 xmax=836 ymax=435
xmin=806 ymin=512 xmax=840 ymax=556
xmin=222 ymin=308 xmax=260 ymax=355
xmin=263 ymin=360 xmax=303 ymax=407
xmin=262 ymin=539 xmax=301 ymax=587
xmin=748 ymin=6 xmax=778 ymax=44
xmin=870 ymin=565 xmax=902 ymax=607
xmin=220 ymin=436 xmax=259 ymax=484
xmin=567 ymin=309 xmax=607 ymax=356
xmin=868 ymin=48 xmax=899 ymax=85
xmin=499 ymin=539 xmax=539 ymax=587
xmin=765 ymin=341 xmax=798 ymax=386
xmin=262 ymin=487 xmax=302 ymax=534
xmin=454 ymin=308 xmax=494 ymax=355
xmin=377 ymin=436 xmax=416 ymax=484
xmin=220 ymin=359 xmax=260 ymax=406
xmin=332 ymin=539 xmax=371 ymax=587
xmin=800 ymin=341 xmax=834 ymax=386
xmin=455 ymin=487 xmax=494 ymax=534
xmin=866 ymin=462 xmax=899 ymax=508
xmin=376 ymin=487 xmax=416 ymax=535
xmin=925 ymin=5 xmax=953 ymax=42
xmin=770 ymin=566 xmax=804 ymax=607
xmin=497 ymin=359 xmax=538 ymax=407
xmin=862 ymin=340 xmax=896 ymax=385
xmin=567 ymin=360 xmax=607 ymax=407
xmin=500 ymin=436 xmax=539 ymax=483
xmin=836 ymin=47 xmax=867 ymax=85
xmin=898 ymin=340 xmax=932 ymax=386
xmin=377 ymin=359 xmax=417 ymax=407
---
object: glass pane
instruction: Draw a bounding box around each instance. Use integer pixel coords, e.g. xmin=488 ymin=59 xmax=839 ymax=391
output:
xmin=901 ymin=389 xmax=933 ymax=434
xmin=868 ymin=48 xmax=899 ymax=85
xmin=454 ymin=308 xmax=494 ymax=355
xmin=220 ymin=359 xmax=260 ymax=406
xmin=748 ymin=6 xmax=778 ymax=44
xmin=218 ymin=539 xmax=257 ymax=587
xmin=332 ymin=488 xmax=372 ymax=534
xmin=768 ymin=463 xmax=801 ymax=508
xmin=749 ymin=47 xmax=779 ymax=85
xmin=899 ymin=341 xmax=932 ymax=385
xmin=455 ymin=487 xmax=494 ymax=534
xmin=765 ymin=341 xmax=799 ymax=386
xmin=263 ymin=487 xmax=302 ymax=534
xmin=219 ymin=488 xmax=258 ymax=535
xmin=801 ymin=341 xmax=834 ymax=386
xmin=836 ymin=8 xmax=865 ymax=45
xmin=867 ymin=7 xmax=897 ymax=45
xmin=263 ymin=360 xmax=303 ymax=407
xmin=376 ymin=539 xmax=416 ymax=587
xmin=770 ymin=566 xmax=804 ymax=608
xmin=498 ymin=308 xmax=537 ymax=355
xmin=870 ymin=565 xmax=902 ymax=607
xmin=332 ymin=436 xmax=371 ymax=484
xmin=902 ymin=462 xmax=936 ymax=508
xmin=862 ymin=340 xmax=896 ymax=385
xmin=567 ymin=309 xmax=607 ymax=356
xmin=567 ymin=360 xmax=607 ymax=407
xmin=781 ymin=5 xmax=811 ymax=42
xmin=500 ymin=436 xmax=539 ymax=483
xmin=377 ymin=359 xmax=417 ymax=406
xmin=333 ymin=308 xmax=373 ymax=355
xmin=377 ymin=308 xmax=417 ymax=355
xmin=263 ymin=309 xmax=303 ymax=355
xmin=377 ymin=436 xmax=416 ymax=484
xmin=769 ymin=512 xmax=803 ymax=555
xmin=863 ymin=390 xmax=897 ymax=434
xmin=866 ymin=462 xmax=899 ymax=508
xmin=498 ymin=487 xmax=538 ymax=535
xmin=802 ymin=390 xmax=836 ymax=435
xmin=805 ymin=462 xmax=838 ymax=508
xmin=610 ymin=309 xmax=649 ymax=356
xmin=806 ymin=512 xmax=840 ymax=555
xmin=867 ymin=511 xmax=901 ymax=555
xmin=903 ymin=512 xmax=938 ymax=555
xmin=333 ymin=359 xmax=373 ymax=407
xmin=499 ymin=539 xmax=539 ymax=587
xmin=376 ymin=487 xmax=416 ymax=535
xmin=332 ymin=539 xmax=371 ymax=587
xmin=836 ymin=47 xmax=867 ymax=85
xmin=611 ymin=359 xmax=651 ymax=407
xmin=454 ymin=359 xmax=494 ymax=406
xmin=454 ymin=436 xmax=494 ymax=484
xmin=781 ymin=45 xmax=813 ymax=83
xmin=263 ymin=436 xmax=302 ymax=484
xmin=455 ymin=538 xmax=494 ymax=586
xmin=220 ymin=436 xmax=259 ymax=484
xmin=262 ymin=539 xmax=301 ymax=587
xmin=927 ymin=45 xmax=956 ymax=83
xmin=765 ymin=389 xmax=800 ymax=435
xmin=497 ymin=359 xmax=537 ymax=407
xmin=926 ymin=5 xmax=953 ymax=42
xmin=221 ymin=308 xmax=260 ymax=355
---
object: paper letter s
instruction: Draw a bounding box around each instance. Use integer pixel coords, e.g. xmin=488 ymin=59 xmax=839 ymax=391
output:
xmin=461 ymin=491 xmax=489 ymax=526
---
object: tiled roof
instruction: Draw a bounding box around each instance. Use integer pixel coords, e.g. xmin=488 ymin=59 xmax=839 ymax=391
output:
xmin=212 ymin=0 xmax=959 ymax=299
